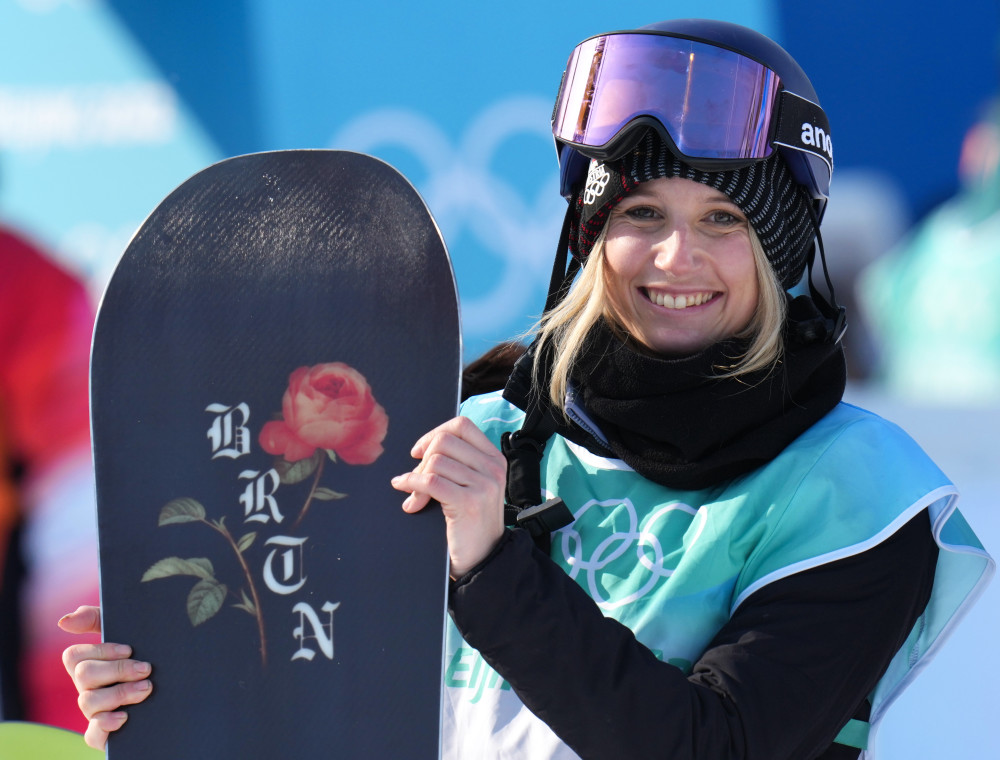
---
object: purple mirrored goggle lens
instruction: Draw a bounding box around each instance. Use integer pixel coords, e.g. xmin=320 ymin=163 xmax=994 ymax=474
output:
xmin=553 ymin=33 xmax=782 ymax=162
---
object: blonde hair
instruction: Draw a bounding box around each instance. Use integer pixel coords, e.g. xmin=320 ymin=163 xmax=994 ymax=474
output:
xmin=532 ymin=225 xmax=787 ymax=412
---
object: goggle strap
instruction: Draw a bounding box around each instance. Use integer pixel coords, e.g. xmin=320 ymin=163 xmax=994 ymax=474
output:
xmin=774 ymin=91 xmax=834 ymax=177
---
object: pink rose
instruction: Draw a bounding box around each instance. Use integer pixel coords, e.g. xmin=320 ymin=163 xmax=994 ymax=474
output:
xmin=259 ymin=363 xmax=388 ymax=464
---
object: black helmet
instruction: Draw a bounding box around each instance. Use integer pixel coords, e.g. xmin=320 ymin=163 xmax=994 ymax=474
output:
xmin=552 ymin=18 xmax=833 ymax=221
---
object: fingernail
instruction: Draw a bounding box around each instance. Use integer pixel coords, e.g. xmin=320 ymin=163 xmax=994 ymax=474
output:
xmin=136 ymin=679 xmax=151 ymax=692
xmin=114 ymin=644 xmax=132 ymax=656
xmin=390 ymin=475 xmax=401 ymax=486
xmin=135 ymin=661 xmax=151 ymax=675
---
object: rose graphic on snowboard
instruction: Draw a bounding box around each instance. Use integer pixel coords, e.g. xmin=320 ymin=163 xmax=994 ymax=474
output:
xmin=260 ymin=363 xmax=389 ymax=465
xmin=261 ymin=363 xmax=388 ymax=529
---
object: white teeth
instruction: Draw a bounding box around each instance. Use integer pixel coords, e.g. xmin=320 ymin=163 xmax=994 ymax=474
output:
xmin=649 ymin=291 xmax=712 ymax=309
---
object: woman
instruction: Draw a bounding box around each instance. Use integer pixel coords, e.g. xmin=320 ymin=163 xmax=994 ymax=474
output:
xmin=62 ymin=19 xmax=991 ymax=759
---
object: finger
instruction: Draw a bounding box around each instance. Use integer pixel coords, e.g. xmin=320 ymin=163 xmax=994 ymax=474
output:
xmin=78 ymin=678 xmax=153 ymax=721
xmin=394 ymin=437 xmax=500 ymax=512
xmin=419 ymin=435 xmax=506 ymax=490
xmin=401 ymin=491 xmax=432 ymax=514
xmin=83 ymin=707 xmax=131 ymax=750
xmin=399 ymin=448 xmax=480 ymax=491
xmin=394 ymin=463 xmax=482 ymax=512
xmin=391 ymin=470 xmax=439 ymax=514
xmin=58 ymin=605 xmax=102 ymax=635
xmin=411 ymin=416 xmax=497 ymax=459
xmin=63 ymin=642 xmax=133 ymax=680
xmin=83 ymin=716 xmax=112 ymax=752
xmin=72 ymin=655 xmax=150 ymax=692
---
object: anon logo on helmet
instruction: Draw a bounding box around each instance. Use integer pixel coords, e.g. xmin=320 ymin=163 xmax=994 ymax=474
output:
xmin=584 ymin=160 xmax=611 ymax=206
xmin=800 ymin=122 xmax=833 ymax=162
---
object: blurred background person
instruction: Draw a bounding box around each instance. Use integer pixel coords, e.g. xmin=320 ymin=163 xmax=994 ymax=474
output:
xmin=0 ymin=197 xmax=99 ymax=732
xmin=859 ymin=97 xmax=1000 ymax=403
xmin=813 ymin=170 xmax=911 ymax=382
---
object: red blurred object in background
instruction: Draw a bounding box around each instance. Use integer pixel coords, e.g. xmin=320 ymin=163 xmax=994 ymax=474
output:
xmin=1 ymin=225 xmax=99 ymax=732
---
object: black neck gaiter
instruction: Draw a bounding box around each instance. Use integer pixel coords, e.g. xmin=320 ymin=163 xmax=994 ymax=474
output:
xmin=500 ymin=295 xmax=847 ymax=492
xmin=565 ymin=311 xmax=846 ymax=490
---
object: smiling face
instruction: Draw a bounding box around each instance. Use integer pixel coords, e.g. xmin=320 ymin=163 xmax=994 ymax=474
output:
xmin=601 ymin=176 xmax=760 ymax=356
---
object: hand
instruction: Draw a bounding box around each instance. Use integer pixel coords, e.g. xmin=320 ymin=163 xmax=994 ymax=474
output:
xmin=391 ymin=416 xmax=506 ymax=578
xmin=59 ymin=605 xmax=153 ymax=751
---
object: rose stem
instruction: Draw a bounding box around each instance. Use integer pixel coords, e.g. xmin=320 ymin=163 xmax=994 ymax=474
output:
xmin=291 ymin=455 xmax=325 ymax=532
xmin=206 ymin=518 xmax=268 ymax=667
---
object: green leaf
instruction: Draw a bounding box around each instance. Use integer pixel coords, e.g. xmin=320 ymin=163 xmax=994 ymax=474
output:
xmin=232 ymin=588 xmax=256 ymax=616
xmin=158 ymin=498 xmax=206 ymax=525
xmin=141 ymin=557 xmax=214 ymax=582
xmin=237 ymin=532 xmax=257 ymax=553
xmin=313 ymin=487 xmax=348 ymax=501
xmin=187 ymin=578 xmax=227 ymax=626
xmin=274 ymin=451 xmax=321 ymax=484
xmin=325 ymin=449 xmax=338 ymax=463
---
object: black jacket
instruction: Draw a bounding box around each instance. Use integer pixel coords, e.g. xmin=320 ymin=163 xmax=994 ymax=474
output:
xmin=450 ymin=510 xmax=937 ymax=760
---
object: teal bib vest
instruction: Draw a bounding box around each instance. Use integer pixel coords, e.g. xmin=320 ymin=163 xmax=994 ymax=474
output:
xmin=442 ymin=393 xmax=993 ymax=759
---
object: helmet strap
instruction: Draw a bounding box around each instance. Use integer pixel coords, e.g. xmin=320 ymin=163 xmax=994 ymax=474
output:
xmin=801 ymin=206 xmax=848 ymax=344
xmin=544 ymin=205 xmax=580 ymax=313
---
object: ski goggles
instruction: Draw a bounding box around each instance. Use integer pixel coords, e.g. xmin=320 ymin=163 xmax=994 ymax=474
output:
xmin=552 ymin=31 xmax=831 ymax=175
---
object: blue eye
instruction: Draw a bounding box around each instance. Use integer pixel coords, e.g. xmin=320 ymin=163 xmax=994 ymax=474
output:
xmin=708 ymin=210 xmax=744 ymax=226
xmin=625 ymin=206 xmax=657 ymax=219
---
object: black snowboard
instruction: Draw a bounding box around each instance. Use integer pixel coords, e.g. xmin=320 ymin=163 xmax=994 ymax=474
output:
xmin=91 ymin=150 xmax=458 ymax=759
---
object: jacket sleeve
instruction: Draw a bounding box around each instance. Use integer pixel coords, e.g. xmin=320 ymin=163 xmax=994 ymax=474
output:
xmin=448 ymin=509 xmax=937 ymax=760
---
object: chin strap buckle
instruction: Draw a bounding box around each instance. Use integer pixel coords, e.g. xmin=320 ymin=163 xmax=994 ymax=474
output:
xmin=506 ymin=497 xmax=574 ymax=538
xmin=787 ymin=295 xmax=849 ymax=345
xmin=830 ymin=305 xmax=848 ymax=344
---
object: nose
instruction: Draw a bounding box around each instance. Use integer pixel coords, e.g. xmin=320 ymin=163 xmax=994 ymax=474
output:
xmin=652 ymin=225 xmax=699 ymax=274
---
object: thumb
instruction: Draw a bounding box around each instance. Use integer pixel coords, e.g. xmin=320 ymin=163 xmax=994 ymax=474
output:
xmin=58 ymin=605 xmax=102 ymax=635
